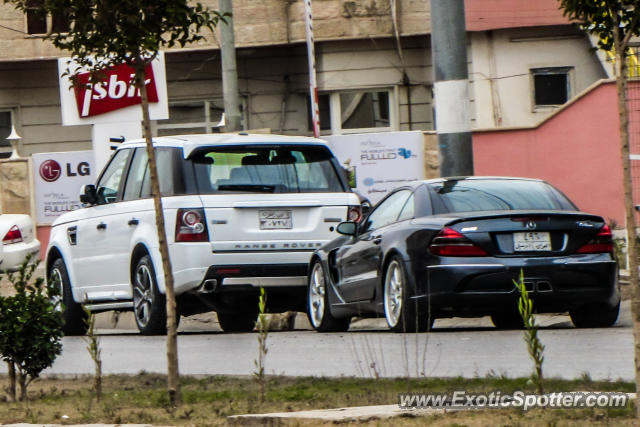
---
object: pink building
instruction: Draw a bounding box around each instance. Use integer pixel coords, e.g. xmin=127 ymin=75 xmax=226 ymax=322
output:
xmin=474 ymin=80 xmax=640 ymax=227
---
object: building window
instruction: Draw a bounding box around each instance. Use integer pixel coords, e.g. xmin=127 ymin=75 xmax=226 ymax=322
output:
xmin=26 ymin=0 xmax=70 ymax=35
xmin=308 ymin=89 xmax=396 ymax=135
xmin=156 ymin=99 xmax=244 ymax=136
xmin=531 ymin=67 xmax=572 ymax=107
xmin=340 ymin=91 xmax=389 ymax=129
xmin=0 ymin=111 xmax=13 ymax=147
xmin=0 ymin=111 xmax=14 ymax=159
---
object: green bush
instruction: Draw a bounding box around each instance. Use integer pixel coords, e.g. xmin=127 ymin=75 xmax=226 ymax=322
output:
xmin=0 ymin=257 xmax=64 ymax=401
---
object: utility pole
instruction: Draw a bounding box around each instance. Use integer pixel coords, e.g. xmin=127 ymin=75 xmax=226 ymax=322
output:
xmin=219 ymin=0 xmax=242 ymax=132
xmin=430 ymin=0 xmax=473 ymax=176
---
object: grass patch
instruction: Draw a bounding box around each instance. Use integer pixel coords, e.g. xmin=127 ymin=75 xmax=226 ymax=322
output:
xmin=0 ymin=373 xmax=635 ymax=426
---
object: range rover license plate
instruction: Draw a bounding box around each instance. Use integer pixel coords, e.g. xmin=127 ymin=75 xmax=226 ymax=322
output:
xmin=513 ymin=232 xmax=551 ymax=251
xmin=259 ymin=209 xmax=292 ymax=229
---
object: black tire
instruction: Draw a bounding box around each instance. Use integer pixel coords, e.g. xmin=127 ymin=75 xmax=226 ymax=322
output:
xmin=306 ymin=260 xmax=350 ymax=332
xmin=217 ymin=311 xmax=258 ymax=333
xmin=132 ymin=255 xmax=168 ymax=335
xmin=491 ymin=310 xmax=525 ymax=330
xmin=49 ymin=258 xmax=88 ymax=336
xmin=570 ymin=302 xmax=620 ymax=328
xmin=383 ymin=256 xmax=432 ymax=333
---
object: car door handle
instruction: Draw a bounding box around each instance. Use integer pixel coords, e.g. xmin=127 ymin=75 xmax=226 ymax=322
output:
xmin=128 ymin=218 xmax=139 ymax=226
xmin=96 ymin=222 xmax=107 ymax=230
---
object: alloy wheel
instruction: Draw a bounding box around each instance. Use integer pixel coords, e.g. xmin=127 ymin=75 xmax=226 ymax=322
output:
xmin=49 ymin=267 xmax=64 ymax=311
xmin=308 ymin=262 xmax=326 ymax=328
xmin=384 ymin=260 xmax=404 ymax=328
xmin=133 ymin=263 xmax=154 ymax=328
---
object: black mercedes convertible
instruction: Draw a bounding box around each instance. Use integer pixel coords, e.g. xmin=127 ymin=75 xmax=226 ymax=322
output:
xmin=306 ymin=177 xmax=619 ymax=332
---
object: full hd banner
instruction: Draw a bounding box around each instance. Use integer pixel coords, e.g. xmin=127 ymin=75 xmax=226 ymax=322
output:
xmin=325 ymin=131 xmax=426 ymax=204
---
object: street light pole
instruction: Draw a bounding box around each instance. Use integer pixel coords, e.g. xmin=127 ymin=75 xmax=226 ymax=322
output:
xmin=219 ymin=0 xmax=242 ymax=132
xmin=430 ymin=0 xmax=473 ymax=176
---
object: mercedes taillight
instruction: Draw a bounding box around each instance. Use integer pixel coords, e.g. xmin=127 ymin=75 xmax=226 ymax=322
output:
xmin=429 ymin=227 xmax=487 ymax=257
xmin=576 ymin=224 xmax=613 ymax=254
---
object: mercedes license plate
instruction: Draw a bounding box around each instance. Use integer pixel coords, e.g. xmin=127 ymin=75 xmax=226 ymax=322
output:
xmin=513 ymin=232 xmax=551 ymax=251
xmin=259 ymin=209 xmax=292 ymax=229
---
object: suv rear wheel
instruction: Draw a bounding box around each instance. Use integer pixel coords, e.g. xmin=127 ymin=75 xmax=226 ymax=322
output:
xmin=217 ymin=311 xmax=258 ymax=332
xmin=491 ymin=310 xmax=524 ymax=330
xmin=133 ymin=255 xmax=168 ymax=335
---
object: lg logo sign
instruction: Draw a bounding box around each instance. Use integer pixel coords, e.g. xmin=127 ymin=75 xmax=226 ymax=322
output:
xmin=39 ymin=160 xmax=61 ymax=182
xmin=39 ymin=159 xmax=90 ymax=182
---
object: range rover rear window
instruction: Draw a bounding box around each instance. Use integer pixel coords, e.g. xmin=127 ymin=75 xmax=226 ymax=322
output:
xmin=190 ymin=145 xmax=346 ymax=193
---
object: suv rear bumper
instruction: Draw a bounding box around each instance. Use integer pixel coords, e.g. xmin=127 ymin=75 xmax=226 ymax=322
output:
xmin=222 ymin=276 xmax=306 ymax=287
xmin=178 ymin=264 xmax=309 ymax=315
xmin=168 ymin=242 xmax=314 ymax=295
xmin=199 ymin=263 xmax=308 ymax=292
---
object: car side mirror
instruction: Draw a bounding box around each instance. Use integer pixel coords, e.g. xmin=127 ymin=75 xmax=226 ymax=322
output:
xmin=337 ymin=221 xmax=357 ymax=236
xmin=79 ymin=184 xmax=97 ymax=205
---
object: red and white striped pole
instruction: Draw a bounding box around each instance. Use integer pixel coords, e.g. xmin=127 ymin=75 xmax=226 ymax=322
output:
xmin=304 ymin=0 xmax=320 ymax=137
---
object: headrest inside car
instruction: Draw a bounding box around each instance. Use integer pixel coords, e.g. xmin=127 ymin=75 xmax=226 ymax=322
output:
xmin=242 ymin=155 xmax=266 ymax=166
xmin=271 ymin=154 xmax=296 ymax=164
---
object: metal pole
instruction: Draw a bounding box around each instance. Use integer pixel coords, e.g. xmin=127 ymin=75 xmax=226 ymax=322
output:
xmin=219 ymin=0 xmax=242 ymax=132
xmin=430 ymin=0 xmax=473 ymax=176
xmin=304 ymin=0 xmax=320 ymax=138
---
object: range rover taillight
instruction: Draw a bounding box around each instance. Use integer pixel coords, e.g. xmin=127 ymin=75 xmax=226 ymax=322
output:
xmin=175 ymin=208 xmax=209 ymax=242
xmin=429 ymin=227 xmax=488 ymax=257
xmin=347 ymin=205 xmax=362 ymax=222
xmin=576 ymin=224 xmax=613 ymax=254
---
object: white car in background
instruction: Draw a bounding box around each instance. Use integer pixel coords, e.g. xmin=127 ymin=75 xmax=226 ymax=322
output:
xmin=0 ymin=214 xmax=40 ymax=271
xmin=46 ymin=133 xmax=363 ymax=335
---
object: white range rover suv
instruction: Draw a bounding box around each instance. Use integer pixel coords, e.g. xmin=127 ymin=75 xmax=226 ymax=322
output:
xmin=46 ymin=133 xmax=362 ymax=335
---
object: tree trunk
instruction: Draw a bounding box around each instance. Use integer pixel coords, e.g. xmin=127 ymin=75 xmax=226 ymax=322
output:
xmin=17 ymin=369 xmax=27 ymax=401
xmin=612 ymin=30 xmax=640 ymax=418
xmin=6 ymin=362 xmax=16 ymax=402
xmin=135 ymin=64 xmax=181 ymax=407
xmin=95 ymin=356 xmax=102 ymax=402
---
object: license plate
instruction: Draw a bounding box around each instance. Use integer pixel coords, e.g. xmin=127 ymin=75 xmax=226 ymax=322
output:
xmin=513 ymin=232 xmax=551 ymax=251
xmin=259 ymin=209 xmax=292 ymax=229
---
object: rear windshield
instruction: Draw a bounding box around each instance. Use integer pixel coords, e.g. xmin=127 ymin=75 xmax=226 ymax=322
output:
xmin=190 ymin=145 xmax=346 ymax=193
xmin=429 ymin=179 xmax=577 ymax=213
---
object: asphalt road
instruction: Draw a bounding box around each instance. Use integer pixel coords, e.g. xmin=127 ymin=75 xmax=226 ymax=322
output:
xmin=2 ymin=301 xmax=633 ymax=381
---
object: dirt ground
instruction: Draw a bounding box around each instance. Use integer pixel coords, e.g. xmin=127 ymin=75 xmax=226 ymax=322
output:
xmin=0 ymin=374 xmax=634 ymax=426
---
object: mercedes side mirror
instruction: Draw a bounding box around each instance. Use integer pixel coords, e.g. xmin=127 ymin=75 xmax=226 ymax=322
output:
xmin=79 ymin=184 xmax=97 ymax=205
xmin=336 ymin=221 xmax=357 ymax=236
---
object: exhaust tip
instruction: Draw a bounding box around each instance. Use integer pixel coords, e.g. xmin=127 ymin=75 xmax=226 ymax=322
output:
xmin=198 ymin=279 xmax=218 ymax=293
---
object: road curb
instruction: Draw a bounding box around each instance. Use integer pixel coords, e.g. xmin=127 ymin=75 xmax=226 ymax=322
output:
xmin=228 ymin=404 xmax=447 ymax=422
xmin=229 ymin=392 xmax=636 ymax=422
